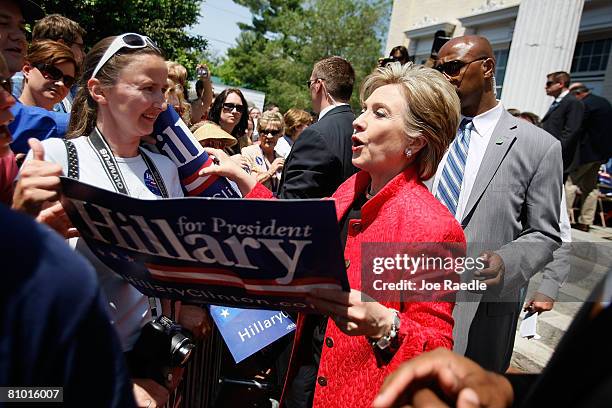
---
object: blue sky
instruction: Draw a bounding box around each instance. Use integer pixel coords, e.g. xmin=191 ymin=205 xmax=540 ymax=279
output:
xmin=190 ymin=0 xmax=253 ymax=58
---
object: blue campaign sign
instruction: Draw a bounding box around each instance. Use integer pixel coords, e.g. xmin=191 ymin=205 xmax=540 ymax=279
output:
xmin=209 ymin=305 xmax=295 ymax=363
xmin=59 ymin=177 xmax=349 ymax=313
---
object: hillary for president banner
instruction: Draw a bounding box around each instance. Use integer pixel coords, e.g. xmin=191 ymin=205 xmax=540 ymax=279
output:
xmin=59 ymin=177 xmax=348 ymax=313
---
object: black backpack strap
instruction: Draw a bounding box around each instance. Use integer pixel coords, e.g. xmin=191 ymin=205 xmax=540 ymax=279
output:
xmin=63 ymin=139 xmax=79 ymax=179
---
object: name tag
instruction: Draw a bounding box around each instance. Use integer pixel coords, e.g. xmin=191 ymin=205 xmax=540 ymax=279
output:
xmin=209 ymin=305 xmax=296 ymax=363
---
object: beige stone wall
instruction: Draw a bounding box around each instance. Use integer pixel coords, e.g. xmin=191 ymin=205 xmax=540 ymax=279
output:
xmin=385 ymin=0 xmax=521 ymax=52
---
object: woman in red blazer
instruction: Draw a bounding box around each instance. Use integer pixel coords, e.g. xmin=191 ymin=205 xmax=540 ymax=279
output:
xmin=201 ymin=62 xmax=466 ymax=408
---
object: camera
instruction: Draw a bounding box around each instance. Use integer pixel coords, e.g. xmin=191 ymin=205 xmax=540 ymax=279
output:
xmin=128 ymin=315 xmax=196 ymax=387
xmin=197 ymin=65 xmax=209 ymax=79
xmin=378 ymin=57 xmax=397 ymax=67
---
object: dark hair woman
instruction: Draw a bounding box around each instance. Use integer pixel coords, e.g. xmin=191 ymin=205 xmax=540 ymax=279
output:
xmin=207 ymin=88 xmax=249 ymax=154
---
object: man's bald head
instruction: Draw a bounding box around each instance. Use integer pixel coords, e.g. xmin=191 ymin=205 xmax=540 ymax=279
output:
xmin=436 ymin=35 xmax=498 ymax=117
xmin=439 ymin=35 xmax=494 ymax=62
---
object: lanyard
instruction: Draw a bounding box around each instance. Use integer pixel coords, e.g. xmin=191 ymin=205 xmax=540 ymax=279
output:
xmin=87 ymin=127 xmax=169 ymax=198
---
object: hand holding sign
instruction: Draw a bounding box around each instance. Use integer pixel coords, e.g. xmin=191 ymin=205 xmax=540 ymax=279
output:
xmin=308 ymin=288 xmax=395 ymax=338
xmin=199 ymin=147 xmax=256 ymax=196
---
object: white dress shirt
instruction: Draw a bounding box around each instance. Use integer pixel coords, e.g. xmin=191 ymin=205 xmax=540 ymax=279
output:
xmin=317 ymin=102 xmax=349 ymax=121
xmin=428 ymin=101 xmax=504 ymax=222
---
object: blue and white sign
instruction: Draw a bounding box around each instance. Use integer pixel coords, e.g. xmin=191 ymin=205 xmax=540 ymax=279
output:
xmin=148 ymin=106 xmax=240 ymax=198
xmin=209 ymin=305 xmax=295 ymax=363
xmin=59 ymin=177 xmax=349 ymax=313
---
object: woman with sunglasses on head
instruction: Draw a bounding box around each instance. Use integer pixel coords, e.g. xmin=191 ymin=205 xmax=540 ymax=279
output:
xmin=241 ymin=111 xmax=285 ymax=191
xmin=208 ymin=88 xmax=249 ymax=154
xmin=8 ymin=40 xmax=76 ymax=154
xmin=14 ymin=33 xmax=209 ymax=407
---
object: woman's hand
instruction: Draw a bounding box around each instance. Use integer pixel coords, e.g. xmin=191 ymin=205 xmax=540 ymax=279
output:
xmin=12 ymin=139 xmax=62 ymax=217
xmin=37 ymin=201 xmax=79 ymax=238
xmin=178 ymin=304 xmax=213 ymax=340
xmin=199 ymin=148 xmax=257 ymax=196
xmin=230 ymin=154 xmax=250 ymax=172
xmin=308 ymin=288 xmax=395 ymax=338
xmin=269 ymin=157 xmax=284 ymax=173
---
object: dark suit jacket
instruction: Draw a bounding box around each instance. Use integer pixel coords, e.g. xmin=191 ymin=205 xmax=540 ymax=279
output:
xmin=576 ymin=93 xmax=612 ymax=165
xmin=541 ymin=93 xmax=585 ymax=171
xmin=277 ymin=104 xmax=357 ymax=199
xmin=506 ymin=273 xmax=612 ymax=408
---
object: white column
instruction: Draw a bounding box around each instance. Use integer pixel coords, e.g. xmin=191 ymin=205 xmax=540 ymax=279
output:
xmin=500 ymin=0 xmax=584 ymax=118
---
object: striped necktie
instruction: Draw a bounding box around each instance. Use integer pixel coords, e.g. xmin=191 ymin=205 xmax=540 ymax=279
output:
xmin=436 ymin=118 xmax=473 ymax=216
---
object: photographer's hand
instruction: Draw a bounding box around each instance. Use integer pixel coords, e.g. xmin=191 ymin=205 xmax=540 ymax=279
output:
xmin=133 ymin=379 xmax=169 ymax=408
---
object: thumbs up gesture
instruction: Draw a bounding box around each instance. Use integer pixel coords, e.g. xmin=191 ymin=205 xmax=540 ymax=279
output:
xmin=12 ymin=138 xmax=63 ymax=217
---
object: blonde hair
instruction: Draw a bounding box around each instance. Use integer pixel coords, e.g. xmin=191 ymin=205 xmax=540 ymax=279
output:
xmin=283 ymin=109 xmax=312 ymax=138
xmin=257 ymin=111 xmax=285 ymax=135
xmin=360 ymin=62 xmax=460 ymax=180
xmin=165 ymin=78 xmax=191 ymax=124
xmin=166 ymin=61 xmax=187 ymax=87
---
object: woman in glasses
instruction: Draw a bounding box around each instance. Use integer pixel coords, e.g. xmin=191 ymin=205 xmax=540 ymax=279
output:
xmin=14 ymin=33 xmax=208 ymax=407
xmin=241 ymin=111 xmax=285 ymax=191
xmin=208 ymin=88 xmax=249 ymax=154
xmin=8 ymin=40 xmax=76 ymax=154
xmin=199 ymin=62 xmax=466 ymax=408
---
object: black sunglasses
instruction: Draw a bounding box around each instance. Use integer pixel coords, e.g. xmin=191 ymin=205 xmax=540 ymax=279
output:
xmin=222 ymin=102 xmax=244 ymax=113
xmin=0 ymin=77 xmax=11 ymax=94
xmin=434 ymin=56 xmax=488 ymax=77
xmin=260 ymin=128 xmax=282 ymax=137
xmin=33 ymin=63 xmax=75 ymax=88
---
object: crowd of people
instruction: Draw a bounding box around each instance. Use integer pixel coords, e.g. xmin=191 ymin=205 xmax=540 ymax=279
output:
xmin=1 ymin=0 xmax=611 ymax=407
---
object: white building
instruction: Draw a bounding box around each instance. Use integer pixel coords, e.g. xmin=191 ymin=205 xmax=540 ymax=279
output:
xmin=386 ymin=0 xmax=612 ymax=117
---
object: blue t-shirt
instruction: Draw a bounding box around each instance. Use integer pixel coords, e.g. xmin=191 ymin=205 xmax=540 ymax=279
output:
xmin=8 ymin=101 xmax=70 ymax=154
xmin=0 ymin=205 xmax=135 ymax=407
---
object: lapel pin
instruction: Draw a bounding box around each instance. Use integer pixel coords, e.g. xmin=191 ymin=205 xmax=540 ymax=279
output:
xmin=495 ymin=138 xmax=504 ymax=145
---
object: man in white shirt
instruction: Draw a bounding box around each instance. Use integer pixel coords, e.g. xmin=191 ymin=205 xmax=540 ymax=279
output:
xmin=431 ymin=35 xmax=563 ymax=373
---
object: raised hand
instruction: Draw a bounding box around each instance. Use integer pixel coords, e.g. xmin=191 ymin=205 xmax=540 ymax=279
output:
xmin=12 ymin=138 xmax=62 ymax=217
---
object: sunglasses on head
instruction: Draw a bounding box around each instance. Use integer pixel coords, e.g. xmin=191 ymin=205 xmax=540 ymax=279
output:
xmin=91 ymin=33 xmax=160 ymax=79
xmin=434 ymin=56 xmax=488 ymax=77
xmin=0 ymin=77 xmax=11 ymax=94
xmin=222 ymin=102 xmax=244 ymax=113
xmin=33 ymin=63 xmax=75 ymax=88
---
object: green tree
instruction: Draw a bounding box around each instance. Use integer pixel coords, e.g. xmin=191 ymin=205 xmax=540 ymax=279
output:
xmin=37 ymin=0 xmax=207 ymax=75
xmin=220 ymin=0 xmax=390 ymax=111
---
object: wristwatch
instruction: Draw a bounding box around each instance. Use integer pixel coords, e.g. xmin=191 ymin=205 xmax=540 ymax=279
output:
xmin=370 ymin=308 xmax=401 ymax=350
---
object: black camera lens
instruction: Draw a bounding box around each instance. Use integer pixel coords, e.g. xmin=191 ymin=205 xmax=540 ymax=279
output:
xmin=171 ymin=333 xmax=196 ymax=367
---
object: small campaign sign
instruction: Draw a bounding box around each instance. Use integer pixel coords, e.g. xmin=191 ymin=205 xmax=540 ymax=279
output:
xmin=60 ymin=177 xmax=348 ymax=313
xmin=209 ymin=306 xmax=295 ymax=363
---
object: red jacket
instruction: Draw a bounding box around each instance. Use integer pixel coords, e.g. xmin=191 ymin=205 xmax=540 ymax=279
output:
xmin=248 ymin=165 xmax=465 ymax=408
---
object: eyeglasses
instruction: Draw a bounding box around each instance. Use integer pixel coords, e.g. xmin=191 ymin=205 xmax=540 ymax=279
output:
xmin=33 ymin=63 xmax=75 ymax=88
xmin=260 ymin=128 xmax=282 ymax=137
xmin=434 ymin=56 xmax=488 ymax=77
xmin=222 ymin=103 xmax=244 ymax=113
xmin=545 ymin=81 xmax=556 ymax=87
xmin=91 ymin=33 xmax=160 ymax=79
xmin=0 ymin=78 xmax=11 ymax=94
